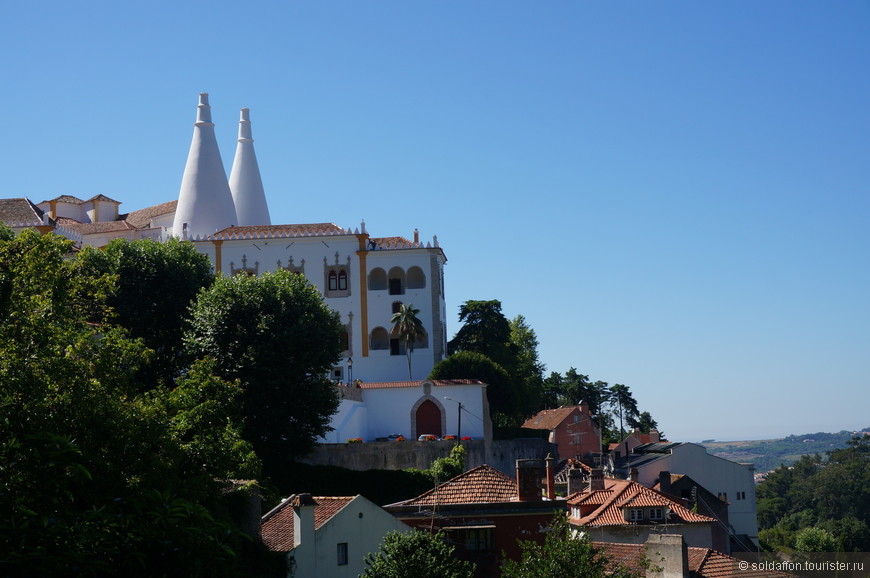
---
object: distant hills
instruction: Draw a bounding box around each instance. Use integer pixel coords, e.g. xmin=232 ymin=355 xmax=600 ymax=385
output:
xmin=699 ymin=428 xmax=870 ymax=473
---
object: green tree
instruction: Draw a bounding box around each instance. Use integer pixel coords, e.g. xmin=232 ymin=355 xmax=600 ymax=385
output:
xmin=447 ymin=300 xmax=515 ymax=367
xmin=609 ymin=383 xmax=640 ymax=439
xmin=429 ymin=351 xmax=515 ymax=425
xmin=362 ymin=530 xmax=476 ymax=578
xmin=185 ymin=269 xmax=343 ymax=473
xmin=391 ymin=302 xmax=424 ymax=379
xmin=794 ymin=527 xmax=837 ymax=552
xmin=429 ymin=443 xmax=467 ymax=483
xmin=509 ymin=315 xmax=545 ymax=415
xmin=501 ymin=512 xmax=641 ymax=577
xmin=0 ymin=228 xmax=266 ymax=576
xmin=628 ymin=411 xmax=661 ymax=437
xmin=76 ymin=238 xmax=215 ymax=385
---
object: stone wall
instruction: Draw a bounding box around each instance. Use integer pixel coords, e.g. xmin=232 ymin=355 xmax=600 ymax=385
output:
xmin=300 ymin=438 xmax=558 ymax=476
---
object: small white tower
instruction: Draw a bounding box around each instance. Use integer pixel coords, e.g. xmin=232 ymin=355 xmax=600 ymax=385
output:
xmin=229 ymin=108 xmax=271 ymax=226
xmin=173 ymin=93 xmax=237 ymax=238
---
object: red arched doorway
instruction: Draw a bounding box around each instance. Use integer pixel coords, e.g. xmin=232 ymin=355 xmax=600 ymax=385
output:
xmin=415 ymin=399 xmax=442 ymax=438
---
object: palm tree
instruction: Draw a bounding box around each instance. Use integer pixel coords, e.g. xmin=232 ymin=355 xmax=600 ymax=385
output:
xmin=391 ymin=303 xmax=424 ymax=379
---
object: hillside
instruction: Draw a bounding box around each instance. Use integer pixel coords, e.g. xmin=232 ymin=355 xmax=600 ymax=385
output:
xmin=700 ymin=428 xmax=870 ymax=473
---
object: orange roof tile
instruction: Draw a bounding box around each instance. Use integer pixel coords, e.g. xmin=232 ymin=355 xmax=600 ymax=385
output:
xmin=596 ymin=543 xmax=795 ymax=577
xmin=568 ymin=478 xmax=714 ymax=527
xmin=357 ymin=379 xmax=484 ymax=390
xmin=523 ymin=406 xmax=579 ymax=431
xmin=393 ymin=465 xmax=517 ymax=507
xmin=55 ymin=217 xmax=136 ymax=234
xmin=122 ymin=200 xmax=177 ymax=228
xmin=261 ymin=495 xmax=355 ymax=552
xmin=212 ymin=223 xmax=350 ymax=239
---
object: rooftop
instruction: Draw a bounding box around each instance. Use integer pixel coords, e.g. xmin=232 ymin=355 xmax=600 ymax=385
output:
xmin=260 ymin=495 xmax=355 ymax=552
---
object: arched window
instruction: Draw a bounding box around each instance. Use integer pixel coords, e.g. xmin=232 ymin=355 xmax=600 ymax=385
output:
xmin=407 ymin=266 xmax=426 ymax=289
xmin=328 ymin=270 xmax=338 ymax=291
xmin=370 ymin=327 xmax=389 ymax=350
xmin=388 ymin=266 xmax=406 ymax=295
xmin=368 ymin=268 xmax=387 ymax=291
xmin=413 ymin=329 xmax=429 ymax=350
xmin=338 ymin=269 xmax=348 ymax=291
xmin=340 ymin=329 xmax=350 ymax=353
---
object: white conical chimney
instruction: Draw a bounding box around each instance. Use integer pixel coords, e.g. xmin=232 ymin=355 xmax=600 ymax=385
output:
xmin=173 ymin=93 xmax=237 ymax=238
xmin=229 ymin=108 xmax=271 ymax=226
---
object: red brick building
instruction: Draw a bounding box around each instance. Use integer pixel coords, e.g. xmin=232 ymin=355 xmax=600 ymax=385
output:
xmin=522 ymin=403 xmax=601 ymax=461
xmin=384 ymin=461 xmax=565 ymax=577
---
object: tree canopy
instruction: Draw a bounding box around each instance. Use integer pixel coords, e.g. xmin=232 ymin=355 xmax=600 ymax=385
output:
xmin=362 ymin=530 xmax=476 ymax=578
xmin=0 ymin=228 xmax=267 ymax=576
xmin=429 ymin=351 xmax=515 ymax=423
xmin=757 ymin=434 xmax=870 ymax=552
xmin=500 ymin=512 xmax=641 ymax=578
xmin=185 ymin=269 xmax=344 ymax=472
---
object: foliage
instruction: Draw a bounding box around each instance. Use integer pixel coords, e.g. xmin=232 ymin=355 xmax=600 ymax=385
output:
xmin=391 ymin=302 xmax=424 ymax=379
xmin=794 ymin=527 xmax=837 ymax=552
xmin=362 ymin=530 xmax=476 ymax=578
xmin=756 ymin=434 xmax=870 ymax=552
xmin=509 ymin=314 xmax=546 ymax=415
xmin=77 ymin=238 xmax=215 ymax=385
xmin=0 ymin=228 xmax=267 ymax=576
xmin=429 ymin=443 xmax=467 ymax=482
xmin=447 ymin=300 xmax=515 ymax=367
xmin=429 ymin=351 xmax=516 ymax=424
xmin=501 ymin=512 xmax=641 ymax=577
xmin=185 ymin=269 xmax=343 ymax=473
xmin=609 ymin=383 xmax=640 ymax=438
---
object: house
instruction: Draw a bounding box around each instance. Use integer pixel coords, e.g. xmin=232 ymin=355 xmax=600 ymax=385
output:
xmin=608 ymin=442 xmax=758 ymax=549
xmin=653 ymin=471 xmax=735 ymax=554
xmin=598 ymin=535 xmax=794 ymax=578
xmin=609 ymin=427 xmax=662 ymax=459
xmin=261 ymin=493 xmax=411 ymax=578
xmin=384 ymin=459 xmax=566 ymax=577
xmin=2 ymin=93 xmax=450 ymax=384
xmin=567 ymin=470 xmax=720 ymax=551
xmin=522 ymin=403 xmax=602 ymax=461
xmin=322 ymin=378 xmax=491 ymax=443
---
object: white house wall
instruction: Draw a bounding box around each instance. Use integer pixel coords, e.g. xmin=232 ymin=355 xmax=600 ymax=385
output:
xmin=195 ymin=233 xmax=446 ymax=384
xmin=634 ymin=443 xmax=758 ymax=546
xmin=309 ymin=496 xmax=411 ymax=578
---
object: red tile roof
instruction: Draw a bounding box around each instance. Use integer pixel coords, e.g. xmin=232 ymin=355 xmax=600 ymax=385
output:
xmin=260 ymin=495 xmax=355 ymax=552
xmin=122 ymin=200 xmax=177 ymax=228
xmin=392 ymin=465 xmax=517 ymax=507
xmin=55 ymin=217 xmax=136 ymax=234
xmin=523 ymin=406 xmax=581 ymax=431
xmin=595 ymin=542 xmax=795 ymax=577
xmin=42 ymin=195 xmax=85 ymax=204
xmin=357 ymin=378 xmax=484 ymax=390
xmin=211 ymin=223 xmax=351 ymax=239
xmin=568 ymin=478 xmax=714 ymax=527
xmin=0 ymin=198 xmax=45 ymax=224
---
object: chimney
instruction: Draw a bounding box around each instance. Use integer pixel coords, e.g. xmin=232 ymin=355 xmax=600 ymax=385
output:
xmin=545 ymin=454 xmax=556 ymax=500
xmin=516 ymin=459 xmax=545 ymax=501
xmin=659 ymin=471 xmax=672 ymax=494
xmin=290 ymin=493 xmax=317 ymax=549
xmin=589 ymin=468 xmax=605 ymax=491
xmin=567 ymin=465 xmax=585 ymax=496
xmin=650 ymin=429 xmax=660 ymax=443
xmin=629 ymin=467 xmax=639 ymax=482
xmin=413 ymin=228 xmax=419 ymax=244
xmin=645 ymin=534 xmax=689 ymax=578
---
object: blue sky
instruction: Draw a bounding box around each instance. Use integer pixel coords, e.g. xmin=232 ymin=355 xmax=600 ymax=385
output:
xmin=3 ymin=2 xmax=868 ymax=441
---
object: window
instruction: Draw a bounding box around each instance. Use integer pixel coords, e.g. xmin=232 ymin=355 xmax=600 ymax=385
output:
xmin=370 ymin=327 xmax=389 ymax=350
xmin=368 ymin=267 xmax=387 ymax=291
xmin=332 ymin=367 xmax=343 ymax=381
xmin=650 ymin=508 xmax=664 ymax=520
xmin=388 ymin=267 xmax=405 ymax=295
xmin=407 ymin=266 xmax=426 ymax=289
xmin=389 ymin=278 xmax=403 ymax=295
xmin=325 ymin=266 xmax=350 ymax=298
xmin=464 ymin=528 xmax=493 ymax=552
xmin=392 ymin=301 xmax=403 ymax=314
xmin=337 ymin=543 xmax=348 ymax=566
xmin=338 ymin=269 xmax=348 ymax=290
xmin=328 ymin=270 xmax=338 ymax=291
xmin=390 ymin=338 xmax=403 ymax=356
xmin=628 ymin=508 xmax=644 ymax=521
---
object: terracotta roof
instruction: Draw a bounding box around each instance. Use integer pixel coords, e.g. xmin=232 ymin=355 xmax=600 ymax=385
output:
xmin=357 ymin=378 xmax=484 ymax=390
xmin=85 ymin=194 xmax=120 ymax=203
xmin=391 ymin=465 xmax=517 ymax=507
xmin=595 ymin=542 xmax=795 ymax=577
xmin=0 ymin=198 xmax=45 ymax=224
xmin=260 ymin=495 xmax=355 ymax=552
xmin=211 ymin=223 xmax=350 ymax=239
xmin=43 ymin=195 xmax=85 ymax=204
xmin=121 ymin=200 xmax=177 ymax=228
xmin=55 ymin=217 xmax=136 ymax=234
xmin=568 ymin=478 xmax=714 ymax=527
xmin=523 ymin=406 xmax=581 ymax=431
